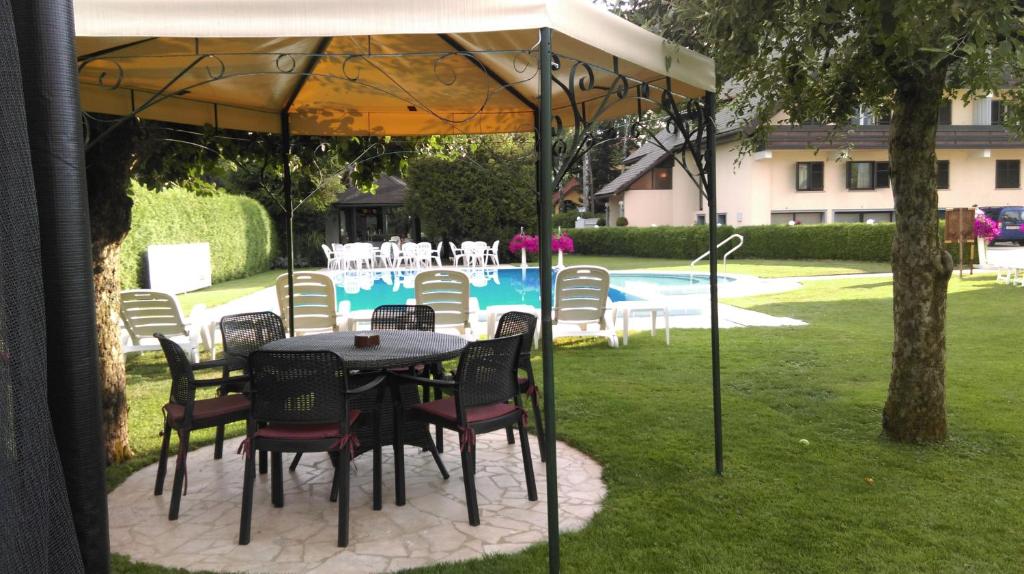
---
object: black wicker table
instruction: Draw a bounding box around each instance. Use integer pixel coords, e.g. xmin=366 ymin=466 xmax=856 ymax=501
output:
xmin=261 ymin=330 xmax=467 ymax=505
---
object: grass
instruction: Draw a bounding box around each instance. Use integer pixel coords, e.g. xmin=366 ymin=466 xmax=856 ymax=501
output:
xmin=111 ymin=266 xmax=1024 ymax=573
xmin=176 ymin=269 xmax=313 ymax=315
xmin=563 ymin=254 xmax=893 ymax=278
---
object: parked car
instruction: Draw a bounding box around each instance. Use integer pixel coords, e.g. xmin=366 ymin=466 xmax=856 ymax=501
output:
xmin=981 ymin=206 xmax=1024 ymax=245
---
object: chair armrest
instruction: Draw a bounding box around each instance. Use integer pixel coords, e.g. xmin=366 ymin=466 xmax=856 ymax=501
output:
xmin=194 ymin=374 xmax=250 ymax=388
xmin=192 ymin=358 xmax=229 ymax=371
xmin=347 ymin=374 xmax=387 ymax=395
xmin=389 ymin=371 xmax=457 ymax=388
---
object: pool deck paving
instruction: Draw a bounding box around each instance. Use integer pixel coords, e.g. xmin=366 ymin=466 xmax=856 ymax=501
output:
xmin=196 ymin=266 xmax=810 ymax=343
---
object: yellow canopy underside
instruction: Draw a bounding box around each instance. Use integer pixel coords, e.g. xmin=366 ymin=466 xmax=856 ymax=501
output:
xmin=75 ymin=0 xmax=715 ymax=136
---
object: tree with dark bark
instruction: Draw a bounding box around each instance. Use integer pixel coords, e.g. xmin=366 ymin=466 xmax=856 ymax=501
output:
xmin=638 ymin=0 xmax=1024 ymax=442
xmin=85 ymin=118 xmax=407 ymax=462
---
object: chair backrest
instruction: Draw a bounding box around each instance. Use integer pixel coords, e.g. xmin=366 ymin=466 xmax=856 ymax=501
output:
xmin=275 ymin=271 xmax=338 ymax=334
xmin=490 ymin=240 xmax=500 ymax=253
xmin=494 ymin=311 xmax=536 ymax=364
xmin=371 ymin=304 xmax=435 ymax=331
xmin=220 ymin=312 xmax=286 ymax=363
xmin=379 ymin=241 xmax=397 ymax=261
xmin=402 ymin=242 xmax=419 ymax=258
xmin=414 ymin=270 xmax=470 ymax=328
xmin=155 ymin=333 xmax=196 ymax=409
xmin=453 ymin=336 xmax=521 ymax=411
xmin=554 ymin=265 xmax=611 ymax=324
xmin=248 ymin=350 xmax=349 ymax=427
xmin=120 ymin=289 xmax=189 ymax=344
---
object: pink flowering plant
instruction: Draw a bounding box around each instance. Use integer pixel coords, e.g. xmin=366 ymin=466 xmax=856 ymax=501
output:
xmin=509 ymin=233 xmax=539 ymax=254
xmin=974 ymin=216 xmax=1000 ymax=244
xmin=552 ymin=233 xmax=574 ymax=253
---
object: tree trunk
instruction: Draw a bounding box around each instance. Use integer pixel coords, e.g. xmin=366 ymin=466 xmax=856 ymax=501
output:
xmin=882 ymin=72 xmax=953 ymax=442
xmin=85 ymin=118 xmax=139 ymax=463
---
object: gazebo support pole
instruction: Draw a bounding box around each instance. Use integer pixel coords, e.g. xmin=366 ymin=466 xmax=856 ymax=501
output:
xmin=538 ymin=26 xmax=560 ymax=574
xmin=281 ymin=111 xmax=295 ymax=336
xmin=704 ymin=92 xmax=723 ymax=475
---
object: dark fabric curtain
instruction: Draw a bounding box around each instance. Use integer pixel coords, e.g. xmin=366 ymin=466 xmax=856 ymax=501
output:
xmin=1 ymin=0 xmax=106 ymax=571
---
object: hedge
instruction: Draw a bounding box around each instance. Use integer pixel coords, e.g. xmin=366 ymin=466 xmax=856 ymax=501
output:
xmin=567 ymin=222 xmax=968 ymax=263
xmin=120 ymin=181 xmax=278 ymax=289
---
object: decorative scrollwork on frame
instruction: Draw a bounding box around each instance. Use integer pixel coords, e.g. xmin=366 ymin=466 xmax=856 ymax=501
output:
xmin=652 ymin=90 xmax=713 ymax=199
xmin=78 ymin=57 xmax=125 ymax=91
xmin=547 ymin=58 xmax=633 ymax=186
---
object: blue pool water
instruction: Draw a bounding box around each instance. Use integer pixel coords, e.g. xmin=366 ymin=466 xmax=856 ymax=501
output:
xmin=334 ymin=268 xmax=732 ymax=311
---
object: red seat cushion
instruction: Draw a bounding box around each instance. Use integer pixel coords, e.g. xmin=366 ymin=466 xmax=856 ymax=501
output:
xmin=254 ymin=410 xmax=361 ymax=441
xmin=164 ymin=394 xmax=249 ymax=425
xmin=412 ymin=397 xmax=517 ymax=425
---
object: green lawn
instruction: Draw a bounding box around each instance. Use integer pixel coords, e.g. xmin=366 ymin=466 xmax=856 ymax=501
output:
xmin=112 ymin=268 xmax=1024 ymax=573
xmin=563 ymin=254 xmax=892 ymax=277
xmin=176 ymin=269 xmax=312 ymax=315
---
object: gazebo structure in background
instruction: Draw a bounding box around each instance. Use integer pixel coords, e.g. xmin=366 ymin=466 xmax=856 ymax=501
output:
xmin=3 ymin=1 xmax=721 ymax=572
xmin=327 ymin=175 xmax=412 ymax=244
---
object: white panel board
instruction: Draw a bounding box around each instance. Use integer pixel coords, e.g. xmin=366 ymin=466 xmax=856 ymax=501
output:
xmin=147 ymin=243 xmax=212 ymax=294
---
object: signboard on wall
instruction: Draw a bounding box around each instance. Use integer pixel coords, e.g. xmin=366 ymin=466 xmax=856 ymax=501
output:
xmin=147 ymin=243 xmax=212 ymax=294
xmin=944 ymin=208 xmax=975 ymax=243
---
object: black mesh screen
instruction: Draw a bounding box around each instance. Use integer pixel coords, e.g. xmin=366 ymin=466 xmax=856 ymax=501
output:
xmin=0 ymin=0 xmax=83 ymax=570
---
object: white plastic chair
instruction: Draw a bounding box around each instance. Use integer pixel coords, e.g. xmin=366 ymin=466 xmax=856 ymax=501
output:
xmin=417 ymin=242 xmax=436 ymax=267
xmin=399 ymin=242 xmax=420 ymax=267
xmin=449 ymin=241 xmax=464 ymax=266
xmin=275 ymin=271 xmax=349 ymax=335
xmin=485 ymin=240 xmax=500 ymax=266
xmin=415 ymin=269 xmax=473 ymax=335
xmin=119 ymin=289 xmax=211 ymax=361
xmin=322 ymin=244 xmax=341 ymax=270
xmin=378 ymin=241 xmax=399 ymax=268
xmin=552 ymin=265 xmax=618 ymax=347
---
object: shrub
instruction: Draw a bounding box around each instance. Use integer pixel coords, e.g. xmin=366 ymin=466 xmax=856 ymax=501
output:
xmin=567 ymin=222 xmax=973 ymax=263
xmin=616 ymin=217 xmax=629 ymax=227
xmin=120 ymin=181 xmax=277 ymax=289
xmin=596 ymin=216 xmax=607 ymax=227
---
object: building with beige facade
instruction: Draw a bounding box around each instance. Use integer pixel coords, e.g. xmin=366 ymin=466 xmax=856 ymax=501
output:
xmin=596 ymin=96 xmax=1023 ymax=227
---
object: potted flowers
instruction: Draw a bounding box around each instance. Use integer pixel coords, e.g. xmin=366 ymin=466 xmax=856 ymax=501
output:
xmin=974 ymin=214 xmax=1000 ymax=265
xmin=552 ymin=227 xmax=575 ymax=268
xmin=509 ymin=229 xmax=539 ymax=268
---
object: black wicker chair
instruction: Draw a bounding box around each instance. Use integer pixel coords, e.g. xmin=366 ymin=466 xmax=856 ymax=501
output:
xmin=397 ymin=336 xmax=537 ymax=526
xmin=494 ymin=311 xmax=545 ymax=461
xmin=240 ymin=350 xmax=384 ymax=547
xmin=370 ymin=304 xmax=447 ymax=452
xmin=154 ymin=334 xmax=250 ymax=521
xmin=217 ymin=311 xmax=285 ymax=464
xmin=370 ymin=304 xmax=435 ymax=332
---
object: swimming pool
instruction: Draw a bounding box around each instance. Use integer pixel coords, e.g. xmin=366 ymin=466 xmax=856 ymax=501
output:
xmin=333 ymin=268 xmax=734 ymax=311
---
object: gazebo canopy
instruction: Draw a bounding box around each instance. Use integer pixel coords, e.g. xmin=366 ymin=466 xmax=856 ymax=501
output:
xmin=74 ymin=0 xmax=714 ymax=136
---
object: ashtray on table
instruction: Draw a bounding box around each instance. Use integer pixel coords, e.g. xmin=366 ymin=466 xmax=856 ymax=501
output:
xmin=354 ymin=334 xmax=380 ymax=348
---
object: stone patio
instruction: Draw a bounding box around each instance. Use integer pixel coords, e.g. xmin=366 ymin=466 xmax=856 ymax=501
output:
xmin=109 ymin=432 xmax=605 ymax=573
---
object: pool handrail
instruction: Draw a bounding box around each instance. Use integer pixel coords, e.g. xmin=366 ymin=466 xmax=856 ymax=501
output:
xmin=690 ymin=234 xmax=744 ymax=277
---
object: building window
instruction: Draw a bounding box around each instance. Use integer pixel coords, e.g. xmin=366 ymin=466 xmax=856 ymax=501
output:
xmin=716 ymin=213 xmax=727 ymax=226
xmin=696 ymin=214 xmax=707 ymax=225
xmin=847 ymin=161 xmax=875 ymax=190
xmin=770 ymin=211 xmax=825 ymax=225
xmin=796 ymin=162 xmax=824 ymax=191
xmin=991 ymin=100 xmax=1005 ymax=126
xmin=874 ymin=162 xmax=890 ymax=188
xmin=996 ymin=160 xmax=1020 ymax=189
xmin=652 ymin=157 xmax=673 ymax=189
xmin=834 ymin=210 xmax=894 ymax=223
xmin=936 ymin=160 xmax=950 ymax=189
xmin=937 ymin=100 xmax=952 ymax=125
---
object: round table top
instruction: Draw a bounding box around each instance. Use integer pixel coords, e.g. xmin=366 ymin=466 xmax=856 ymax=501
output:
xmin=260 ymin=330 xmax=467 ymax=371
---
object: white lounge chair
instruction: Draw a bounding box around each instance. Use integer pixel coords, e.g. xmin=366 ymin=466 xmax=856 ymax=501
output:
xmin=485 ymin=240 xmax=500 ymax=266
xmin=120 ymin=289 xmax=211 ymax=361
xmin=415 ymin=269 xmax=474 ymax=335
xmin=275 ymin=271 xmax=349 ymax=335
xmin=552 ymin=265 xmax=618 ymax=347
xmin=449 ymin=241 xmax=464 ymax=266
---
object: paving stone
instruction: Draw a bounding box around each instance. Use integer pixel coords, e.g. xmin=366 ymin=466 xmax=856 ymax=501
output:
xmin=109 ymin=433 xmax=604 ymax=572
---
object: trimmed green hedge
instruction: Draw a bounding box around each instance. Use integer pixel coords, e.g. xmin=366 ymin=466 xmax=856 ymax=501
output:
xmin=567 ymin=222 xmax=968 ymax=263
xmin=120 ymin=181 xmax=277 ymax=289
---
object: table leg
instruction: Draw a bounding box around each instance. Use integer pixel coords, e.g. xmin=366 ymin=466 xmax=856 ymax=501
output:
xmin=486 ymin=312 xmax=496 ymax=339
xmin=622 ymin=310 xmax=630 ymax=346
xmin=649 ymin=310 xmax=656 ymax=336
xmin=392 ymin=386 xmax=406 ymax=506
xmin=663 ymin=308 xmax=670 ymax=345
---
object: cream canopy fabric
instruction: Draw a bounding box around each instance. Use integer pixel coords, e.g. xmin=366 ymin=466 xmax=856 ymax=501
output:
xmin=75 ymin=0 xmax=715 ymax=136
